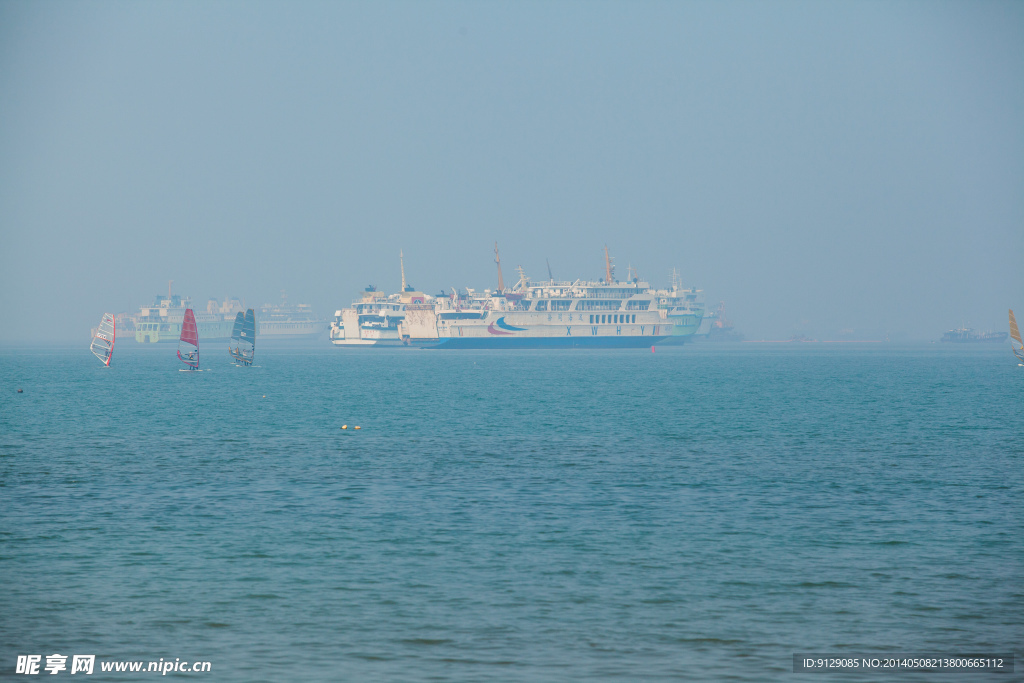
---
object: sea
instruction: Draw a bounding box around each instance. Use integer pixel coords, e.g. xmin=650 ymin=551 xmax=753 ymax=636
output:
xmin=1 ymin=343 xmax=1021 ymax=681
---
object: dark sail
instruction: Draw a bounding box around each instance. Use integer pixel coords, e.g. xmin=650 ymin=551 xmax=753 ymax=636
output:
xmin=230 ymin=308 xmax=256 ymax=366
xmin=231 ymin=311 xmax=244 ymax=342
xmin=242 ymin=309 xmax=256 ymax=344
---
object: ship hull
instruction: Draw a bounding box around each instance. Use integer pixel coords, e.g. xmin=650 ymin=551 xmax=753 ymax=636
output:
xmin=421 ymin=335 xmax=672 ymax=349
xmin=135 ymin=321 xmax=233 ymax=343
xmin=257 ymin=321 xmax=329 ymax=339
xmin=332 ymin=338 xmax=404 ymax=347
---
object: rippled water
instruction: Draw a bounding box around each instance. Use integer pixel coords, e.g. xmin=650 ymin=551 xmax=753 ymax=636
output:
xmin=1 ymin=344 xmax=1021 ymax=681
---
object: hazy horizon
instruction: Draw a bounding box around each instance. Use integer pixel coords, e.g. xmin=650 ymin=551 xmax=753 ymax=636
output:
xmin=2 ymin=1 xmax=1022 ymax=343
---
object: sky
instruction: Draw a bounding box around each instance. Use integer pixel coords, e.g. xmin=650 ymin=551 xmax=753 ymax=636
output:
xmin=1 ymin=0 xmax=1021 ymax=342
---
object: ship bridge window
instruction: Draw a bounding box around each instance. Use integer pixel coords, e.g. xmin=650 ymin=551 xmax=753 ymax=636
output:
xmin=549 ymin=300 xmax=571 ymax=311
xmin=626 ymin=300 xmax=651 ymax=310
xmin=440 ymin=312 xmax=484 ymax=320
xmin=578 ymin=300 xmax=621 ymax=311
xmin=534 ymin=300 xmax=548 ymax=311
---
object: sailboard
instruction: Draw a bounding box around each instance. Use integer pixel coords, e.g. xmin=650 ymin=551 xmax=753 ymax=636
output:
xmin=1010 ymin=309 xmax=1024 ymax=365
xmin=229 ymin=308 xmax=256 ymax=366
xmin=90 ymin=313 xmax=116 ymax=366
xmin=177 ymin=308 xmax=200 ymax=370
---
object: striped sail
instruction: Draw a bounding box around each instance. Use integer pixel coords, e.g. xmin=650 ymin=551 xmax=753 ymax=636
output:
xmin=90 ymin=313 xmax=116 ymax=366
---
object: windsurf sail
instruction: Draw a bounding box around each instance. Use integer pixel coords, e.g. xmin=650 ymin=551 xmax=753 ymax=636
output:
xmin=228 ymin=311 xmax=244 ymax=361
xmin=229 ymin=308 xmax=256 ymax=366
xmin=177 ymin=308 xmax=200 ymax=370
xmin=231 ymin=311 xmax=244 ymax=343
xmin=90 ymin=313 xmax=116 ymax=366
xmin=1010 ymin=309 xmax=1024 ymax=363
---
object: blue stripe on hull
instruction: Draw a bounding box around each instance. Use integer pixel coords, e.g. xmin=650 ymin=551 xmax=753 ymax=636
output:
xmin=422 ymin=336 xmax=674 ymax=349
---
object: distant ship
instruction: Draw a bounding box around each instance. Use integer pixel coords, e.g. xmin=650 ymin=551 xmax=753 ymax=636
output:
xmin=940 ymin=327 xmax=1008 ymax=343
xmin=133 ymin=285 xmax=234 ymax=343
xmin=257 ymin=293 xmax=329 ymax=339
xmin=693 ymin=301 xmax=744 ymax=342
xmin=128 ymin=283 xmax=326 ymax=342
xmin=330 ymin=247 xmax=704 ymax=348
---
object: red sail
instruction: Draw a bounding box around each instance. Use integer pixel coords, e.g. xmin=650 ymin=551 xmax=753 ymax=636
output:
xmin=177 ymin=308 xmax=200 ymax=369
xmin=180 ymin=308 xmax=199 ymax=346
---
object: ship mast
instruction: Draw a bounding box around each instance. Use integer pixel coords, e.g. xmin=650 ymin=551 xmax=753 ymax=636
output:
xmin=168 ymin=280 xmax=173 ymax=301
xmin=604 ymin=246 xmax=614 ymax=284
xmin=400 ymin=250 xmax=406 ymax=292
xmin=494 ymin=242 xmax=505 ymax=293
xmin=546 ymin=258 xmax=554 ymax=283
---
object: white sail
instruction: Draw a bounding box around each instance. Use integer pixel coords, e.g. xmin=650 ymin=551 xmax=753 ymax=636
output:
xmin=90 ymin=313 xmax=116 ymax=366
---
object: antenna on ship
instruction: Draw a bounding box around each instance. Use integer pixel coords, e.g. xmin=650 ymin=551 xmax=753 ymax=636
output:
xmin=604 ymin=246 xmax=614 ymax=284
xmin=494 ymin=242 xmax=505 ymax=293
xmin=546 ymin=258 xmax=554 ymax=283
xmin=400 ymin=250 xmax=406 ymax=293
xmin=168 ymin=280 xmax=173 ymax=301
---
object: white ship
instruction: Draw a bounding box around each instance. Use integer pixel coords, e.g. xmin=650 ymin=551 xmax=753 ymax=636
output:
xmin=330 ymin=247 xmax=704 ymax=349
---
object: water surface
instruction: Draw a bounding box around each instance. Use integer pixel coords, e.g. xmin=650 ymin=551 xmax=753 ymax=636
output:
xmin=1 ymin=344 xmax=1021 ymax=681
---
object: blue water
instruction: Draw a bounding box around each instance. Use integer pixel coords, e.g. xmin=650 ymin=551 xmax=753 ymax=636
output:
xmin=1 ymin=344 xmax=1021 ymax=681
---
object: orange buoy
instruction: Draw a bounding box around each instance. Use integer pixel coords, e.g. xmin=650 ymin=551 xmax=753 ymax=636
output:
xmin=341 ymin=425 xmax=348 ymax=430
xmin=354 ymin=426 xmax=361 ymax=430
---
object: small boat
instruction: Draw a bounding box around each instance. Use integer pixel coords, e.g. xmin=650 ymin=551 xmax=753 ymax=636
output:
xmin=1010 ymin=309 xmax=1024 ymax=366
xmin=229 ymin=308 xmax=256 ymax=366
xmin=90 ymin=313 xmax=116 ymax=366
xmin=177 ymin=308 xmax=200 ymax=371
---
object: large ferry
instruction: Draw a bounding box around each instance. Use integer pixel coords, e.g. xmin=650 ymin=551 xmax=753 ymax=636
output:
xmin=330 ymin=247 xmax=704 ymax=348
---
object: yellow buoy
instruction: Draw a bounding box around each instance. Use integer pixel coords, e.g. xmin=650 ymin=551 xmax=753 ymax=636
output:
xmin=341 ymin=425 xmax=348 ymax=430
xmin=263 ymin=395 xmax=266 ymax=398
xmin=354 ymin=426 xmax=361 ymax=430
